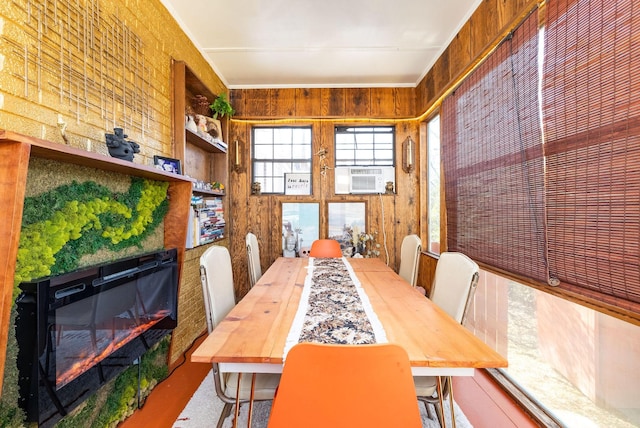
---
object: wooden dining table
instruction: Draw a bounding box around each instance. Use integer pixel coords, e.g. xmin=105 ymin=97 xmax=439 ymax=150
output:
xmin=191 ymin=256 xmax=507 ymax=377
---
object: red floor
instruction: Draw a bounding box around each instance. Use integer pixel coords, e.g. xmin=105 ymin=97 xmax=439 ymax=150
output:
xmin=120 ymin=334 xmax=536 ymax=428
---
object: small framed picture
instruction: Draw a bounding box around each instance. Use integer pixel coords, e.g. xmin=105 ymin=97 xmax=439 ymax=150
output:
xmin=153 ymin=156 xmax=182 ymax=174
xmin=284 ymin=173 xmax=312 ymax=195
xmin=282 ymin=202 xmax=319 ymax=258
xmin=327 ymin=201 xmax=367 ymax=256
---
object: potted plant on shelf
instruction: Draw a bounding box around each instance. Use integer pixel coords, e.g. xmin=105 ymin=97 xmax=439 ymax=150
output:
xmin=210 ymin=93 xmax=235 ymax=119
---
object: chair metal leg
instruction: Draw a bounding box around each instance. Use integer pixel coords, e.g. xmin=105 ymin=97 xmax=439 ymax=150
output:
xmin=216 ymin=403 xmax=233 ymax=428
xmin=247 ymin=373 xmax=257 ymax=428
xmin=448 ymin=376 xmax=457 ymax=428
xmin=432 ymin=402 xmax=444 ymax=427
xmin=423 ymin=400 xmax=435 ymax=420
xmin=233 ymin=373 xmax=242 ymax=428
xmin=436 ymin=376 xmax=447 ymax=428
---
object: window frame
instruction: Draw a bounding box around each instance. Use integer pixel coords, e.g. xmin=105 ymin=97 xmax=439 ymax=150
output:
xmin=426 ymin=114 xmax=441 ymax=255
xmin=435 ymin=1 xmax=640 ymax=426
xmin=334 ymin=125 xmax=396 ymax=167
xmin=251 ymin=125 xmax=313 ymax=195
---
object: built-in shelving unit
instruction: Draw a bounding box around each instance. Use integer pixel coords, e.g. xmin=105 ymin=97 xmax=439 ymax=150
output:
xmin=172 ymin=60 xmax=228 ymax=247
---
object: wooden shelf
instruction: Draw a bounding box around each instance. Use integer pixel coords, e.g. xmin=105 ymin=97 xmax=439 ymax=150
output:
xmin=185 ymin=129 xmax=227 ymax=154
xmin=192 ymin=188 xmax=225 ymax=196
xmin=172 ymin=60 xmax=228 ymax=186
xmin=2 ymin=130 xmax=192 ymax=183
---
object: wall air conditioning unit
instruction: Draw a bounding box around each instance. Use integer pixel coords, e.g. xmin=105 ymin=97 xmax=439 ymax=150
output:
xmin=334 ymin=166 xmax=395 ymax=194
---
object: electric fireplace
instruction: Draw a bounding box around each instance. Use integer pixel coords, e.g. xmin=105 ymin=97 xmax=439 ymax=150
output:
xmin=15 ymin=248 xmax=179 ymax=426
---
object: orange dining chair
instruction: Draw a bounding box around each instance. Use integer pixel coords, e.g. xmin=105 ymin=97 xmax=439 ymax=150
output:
xmin=308 ymin=239 xmax=343 ymax=258
xmin=267 ymin=343 xmax=422 ymax=428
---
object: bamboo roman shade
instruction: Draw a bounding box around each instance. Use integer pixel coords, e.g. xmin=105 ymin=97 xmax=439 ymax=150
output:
xmin=442 ymin=11 xmax=548 ymax=283
xmin=543 ymin=0 xmax=640 ymax=309
xmin=442 ymin=0 xmax=640 ymax=316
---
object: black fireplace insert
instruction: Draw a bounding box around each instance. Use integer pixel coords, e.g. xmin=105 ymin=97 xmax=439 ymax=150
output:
xmin=15 ymin=248 xmax=179 ymax=426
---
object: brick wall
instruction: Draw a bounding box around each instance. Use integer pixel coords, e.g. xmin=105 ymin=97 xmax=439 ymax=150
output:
xmin=0 ymin=0 xmax=226 ymax=155
xmin=0 ymin=0 xmax=228 ymax=366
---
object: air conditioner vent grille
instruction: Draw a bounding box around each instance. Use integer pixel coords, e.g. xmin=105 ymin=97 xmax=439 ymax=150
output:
xmin=351 ymin=176 xmax=377 ymax=192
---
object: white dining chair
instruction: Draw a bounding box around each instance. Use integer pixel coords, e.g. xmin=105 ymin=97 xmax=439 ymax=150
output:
xmin=246 ymin=232 xmax=262 ymax=288
xmin=398 ymin=234 xmax=422 ymax=287
xmin=200 ymin=245 xmax=279 ymax=428
xmin=414 ymin=251 xmax=479 ymax=427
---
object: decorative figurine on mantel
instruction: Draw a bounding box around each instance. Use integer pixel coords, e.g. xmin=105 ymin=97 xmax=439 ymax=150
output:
xmin=105 ymin=128 xmax=140 ymax=161
xmin=385 ymin=181 xmax=395 ymax=194
xmin=251 ymin=181 xmax=262 ymax=195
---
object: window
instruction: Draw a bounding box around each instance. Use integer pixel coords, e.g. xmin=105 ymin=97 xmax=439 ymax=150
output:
xmin=334 ymin=126 xmax=394 ymax=166
xmin=441 ymin=10 xmax=548 ymax=284
xmin=426 ymin=115 xmax=440 ymax=254
xmin=465 ymin=269 xmax=640 ymax=427
xmin=542 ymin=0 xmax=640 ymax=313
xmin=252 ymin=127 xmax=312 ymax=194
xmin=439 ymin=1 xmax=640 ymax=426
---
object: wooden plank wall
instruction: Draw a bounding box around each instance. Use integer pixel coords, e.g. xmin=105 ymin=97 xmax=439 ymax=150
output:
xmin=415 ymin=0 xmax=536 ymax=114
xmin=226 ymin=0 xmax=540 ymax=298
xmin=227 ymin=88 xmax=419 ymax=298
xmin=415 ymin=0 xmax=539 ymax=291
xmin=232 ymin=88 xmax=416 ymax=119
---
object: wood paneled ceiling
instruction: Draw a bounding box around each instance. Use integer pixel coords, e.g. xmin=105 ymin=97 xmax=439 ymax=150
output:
xmin=159 ymin=0 xmax=481 ymax=89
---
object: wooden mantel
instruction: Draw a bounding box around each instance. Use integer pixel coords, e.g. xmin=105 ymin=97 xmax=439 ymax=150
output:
xmin=0 ymin=130 xmax=193 ymax=393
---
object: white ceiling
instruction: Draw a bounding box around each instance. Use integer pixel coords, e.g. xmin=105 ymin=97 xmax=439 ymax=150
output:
xmin=159 ymin=0 xmax=481 ymax=89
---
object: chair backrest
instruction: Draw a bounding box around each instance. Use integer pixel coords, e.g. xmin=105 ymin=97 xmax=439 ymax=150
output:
xmin=308 ymin=239 xmax=343 ymax=258
xmin=246 ymin=232 xmax=262 ymax=288
xmin=398 ymin=234 xmax=422 ymax=287
xmin=199 ymin=245 xmax=236 ymax=333
xmin=267 ymin=343 xmax=422 ymax=428
xmin=429 ymin=252 xmax=479 ymax=324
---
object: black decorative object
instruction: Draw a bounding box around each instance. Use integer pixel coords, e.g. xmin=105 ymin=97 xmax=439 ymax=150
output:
xmin=105 ymin=128 xmax=140 ymax=161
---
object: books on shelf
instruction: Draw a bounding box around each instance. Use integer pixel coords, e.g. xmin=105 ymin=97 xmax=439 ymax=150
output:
xmin=186 ymin=195 xmax=225 ymax=248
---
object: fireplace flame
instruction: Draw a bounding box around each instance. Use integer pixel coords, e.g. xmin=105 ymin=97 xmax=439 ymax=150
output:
xmin=55 ymin=311 xmax=170 ymax=389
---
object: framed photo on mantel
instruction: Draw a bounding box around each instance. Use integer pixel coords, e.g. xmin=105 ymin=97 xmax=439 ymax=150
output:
xmin=153 ymin=156 xmax=182 ymax=175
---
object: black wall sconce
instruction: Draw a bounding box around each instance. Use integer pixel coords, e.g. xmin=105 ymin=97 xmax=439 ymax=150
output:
xmin=402 ymin=136 xmax=415 ymax=173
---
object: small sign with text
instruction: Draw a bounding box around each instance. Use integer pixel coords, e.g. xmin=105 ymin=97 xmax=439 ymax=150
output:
xmin=285 ymin=173 xmax=312 ymax=195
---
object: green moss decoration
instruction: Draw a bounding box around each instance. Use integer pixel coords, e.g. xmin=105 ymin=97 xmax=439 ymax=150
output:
xmin=13 ymin=177 xmax=169 ymax=297
xmin=0 ymin=310 xmax=26 ymax=428
xmin=3 ymin=168 xmax=172 ymax=428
